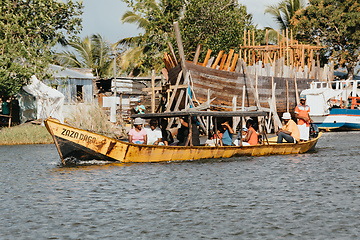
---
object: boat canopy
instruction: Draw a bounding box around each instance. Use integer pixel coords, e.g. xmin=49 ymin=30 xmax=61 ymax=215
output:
xmin=131 ymin=110 xmax=267 ymax=119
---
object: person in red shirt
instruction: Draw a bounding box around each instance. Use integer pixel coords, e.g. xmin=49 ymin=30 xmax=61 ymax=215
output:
xmin=295 ymin=94 xmax=312 ymax=141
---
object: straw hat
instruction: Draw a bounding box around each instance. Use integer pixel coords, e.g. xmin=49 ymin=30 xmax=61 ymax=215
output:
xmin=134 ymin=118 xmax=144 ymax=125
xmin=282 ymin=112 xmax=291 ymax=120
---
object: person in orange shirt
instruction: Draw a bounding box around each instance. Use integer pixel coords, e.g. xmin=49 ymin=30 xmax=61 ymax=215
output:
xmin=277 ymin=112 xmax=300 ymax=143
xmin=243 ymin=118 xmax=258 ymax=146
xmin=295 ymin=94 xmax=312 ymax=141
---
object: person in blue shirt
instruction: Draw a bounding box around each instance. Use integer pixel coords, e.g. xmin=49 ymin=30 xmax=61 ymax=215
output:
xmin=135 ymin=100 xmax=145 ymax=114
xmin=220 ymin=121 xmax=234 ymax=146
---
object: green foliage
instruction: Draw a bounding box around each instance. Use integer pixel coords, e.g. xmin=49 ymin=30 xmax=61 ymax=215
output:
xmin=119 ymin=0 xmax=185 ymax=76
xmin=292 ymin=0 xmax=360 ymax=79
xmin=0 ymin=0 xmax=83 ymax=97
xmin=265 ymin=0 xmax=306 ymax=31
xmin=55 ymin=34 xmax=114 ymax=79
xmin=120 ymin=0 xmax=258 ymax=74
xmin=179 ymin=0 xmax=257 ymax=61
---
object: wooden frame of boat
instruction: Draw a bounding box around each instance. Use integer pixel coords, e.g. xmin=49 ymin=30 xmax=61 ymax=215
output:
xmin=45 ymin=110 xmax=322 ymax=165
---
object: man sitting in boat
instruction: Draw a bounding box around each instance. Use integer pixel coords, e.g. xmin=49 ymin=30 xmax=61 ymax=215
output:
xmin=128 ymin=118 xmax=147 ymax=144
xmin=159 ymin=119 xmax=173 ymax=146
xmin=276 ymin=112 xmax=300 ymax=144
xmin=220 ymin=121 xmax=234 ymax=146
xmin=177 ymin=116 xmax=200 ymax=146
xmin=145 ymin=119 xmax=163 ymax=145
xmin=295 ymin=94 xmax=312 ymax=142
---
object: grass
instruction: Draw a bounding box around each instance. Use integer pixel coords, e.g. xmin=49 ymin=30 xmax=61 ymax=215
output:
xmin=0 ymin=102 xmax=126 ymax=145
xmin=64 ymin=102 xmax=126 ymax=139
xmin=0 ymin=124 xmax=54 ymax=145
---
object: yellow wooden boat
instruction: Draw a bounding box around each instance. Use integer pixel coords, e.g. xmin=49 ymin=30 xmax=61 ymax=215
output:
xmin=44 ymin=111 xmax=322 ymax=165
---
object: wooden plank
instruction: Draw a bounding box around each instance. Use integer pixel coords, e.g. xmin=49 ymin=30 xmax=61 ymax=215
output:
xmin=188 ymin=98 xmax=215 ymax=111
xmin=174 ymin=22 xmax=187 ymax=80
xmin=167 ymin=42 xmax=178 ymax=66
xmin=202 ymin=49 xmax=212 ymax=67
xmin=206 ymin=57 xmax=214 ymax=68
xmin=193 ymin=45 xmax=201 ymax=64
xmin=224 ymin=49 xmax=234 ymax=71
xmin=163 ymin=53 xmax=172 ymax=71
xmin=142 ymin=84 xmax=188 ymax=92
xmin=230 ymin=53 xmax=239 ymax=72
xmin=286 ymin=80 xmax=289 ymax=112
xmin=211 ymin=51 xmax=224 ymax=69
xmin=151 ymin=70 xmax=155 ymax=113
xmin=294 ymin=76 xmax=299 ymax=105
xmin=219 ymin=54 xmax=227 ymax=70
xmin=286 ymin=28 xmax=289 ymax=66
xmin=247 ymin=73 xmax=261 ymax=108
xmin=165 ymin=70 xmax=183 ymax=112
xmin=135 ymin=109 xmax=268 ymax=119
xmin=166 ymin=52 xmax=175 ymax=68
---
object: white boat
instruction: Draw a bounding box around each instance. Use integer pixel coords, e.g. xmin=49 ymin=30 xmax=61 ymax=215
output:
xmin=301 ymin=80 xmax=360 ymax=131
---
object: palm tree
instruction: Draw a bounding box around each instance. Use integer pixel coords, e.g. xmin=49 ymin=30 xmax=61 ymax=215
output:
xmin=264 ymin=0 xmax=306 ymax=31
xmin=55 ymin=34 xmax=117 ymax=97
xmin=116 ymin=0 xmax=184 ymax=76
xmin=55 ymin=34 xmax=114 ymax=79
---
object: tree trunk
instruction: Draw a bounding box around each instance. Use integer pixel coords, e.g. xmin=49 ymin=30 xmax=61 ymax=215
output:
xmin=346 ymin=64 xmax=355 ymax=80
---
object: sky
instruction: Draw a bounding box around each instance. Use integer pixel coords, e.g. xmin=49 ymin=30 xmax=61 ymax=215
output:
xmin=79 ymin=0 xmax=281 ymax=44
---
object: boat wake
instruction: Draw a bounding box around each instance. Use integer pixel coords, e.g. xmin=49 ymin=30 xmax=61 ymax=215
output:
xmin=62 ymin=157 xmax=113 ymax=167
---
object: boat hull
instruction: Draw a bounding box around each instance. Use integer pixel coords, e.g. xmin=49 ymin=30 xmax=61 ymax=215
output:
xmin=312 ymin=108 xmax=360 ymax=131
xmin=45 ymin=118 xmax=322 ymax=164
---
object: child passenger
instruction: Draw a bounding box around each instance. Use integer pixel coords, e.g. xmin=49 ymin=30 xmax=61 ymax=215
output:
xmin=205 ymin=129 xmax=223 ymax=146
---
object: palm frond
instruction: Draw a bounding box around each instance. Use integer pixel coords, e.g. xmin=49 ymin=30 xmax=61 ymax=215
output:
xmin=114 ymin=36 xmax=142 ymax=47
xmin=121 ymin=10 xmax=149 ymax=29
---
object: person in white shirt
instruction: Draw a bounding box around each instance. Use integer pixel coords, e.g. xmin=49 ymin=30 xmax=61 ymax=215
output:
xmin=145 ymin=119 xmax=163 ymax=145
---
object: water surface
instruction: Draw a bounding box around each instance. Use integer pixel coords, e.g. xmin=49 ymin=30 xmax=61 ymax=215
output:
xmin=0 ymin=132 xmax=359 ymax=239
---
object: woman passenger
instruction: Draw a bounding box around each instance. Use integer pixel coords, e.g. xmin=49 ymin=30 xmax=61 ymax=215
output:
xmin=243 ymin=118 xmax=258 ymax=146
xmin=128 ymin=118 xmax=147 ymax=144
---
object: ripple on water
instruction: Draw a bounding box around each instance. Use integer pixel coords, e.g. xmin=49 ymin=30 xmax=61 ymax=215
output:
xmin=0 ymin=132 xmax=360 ymax=239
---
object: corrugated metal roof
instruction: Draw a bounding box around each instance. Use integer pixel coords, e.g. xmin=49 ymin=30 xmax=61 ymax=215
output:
xmin=50 ymin=65 xmax=95 ymax=79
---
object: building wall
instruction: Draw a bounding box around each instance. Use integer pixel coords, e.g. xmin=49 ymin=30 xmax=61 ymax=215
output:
xmin=57 ymin=78 xmax=93 ymax=103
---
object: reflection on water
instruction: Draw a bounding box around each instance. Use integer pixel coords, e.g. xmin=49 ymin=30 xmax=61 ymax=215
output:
xmin=1 ymin=132 xmax=360 ymax=239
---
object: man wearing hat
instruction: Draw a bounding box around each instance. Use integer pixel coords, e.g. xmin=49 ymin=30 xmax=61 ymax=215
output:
xmin=276 ymin=112 xmax=300 ymax=143
xmin=295 ymin=94 xmax=311 ymax=141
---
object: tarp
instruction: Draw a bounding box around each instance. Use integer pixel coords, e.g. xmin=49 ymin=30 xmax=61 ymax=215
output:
xmin=301 ymin=88 xmax=346 ymax=116
xmin=18 ymin=75 xmax=65 ymax=123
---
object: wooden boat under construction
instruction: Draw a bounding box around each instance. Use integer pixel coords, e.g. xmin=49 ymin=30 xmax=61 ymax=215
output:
xmin=161 ymin=24 xmax=333 ymax=116
xmin=44 ymin=110 xmax=322 ymax=165
xmin=167 ymin=61 xmax=314 ymax=114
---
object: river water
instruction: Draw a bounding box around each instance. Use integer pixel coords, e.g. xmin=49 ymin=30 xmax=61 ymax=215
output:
xmin=0 ymin=131 xmax=359 ymax=239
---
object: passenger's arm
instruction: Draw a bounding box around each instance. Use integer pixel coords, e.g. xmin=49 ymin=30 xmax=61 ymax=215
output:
xmin=223 ymin=122 xmax=234 ymax=134
xmin=244 ymin=129 xmax=253 ymax=142
xmin=180 ymin=118 xmax=188 ymax=127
